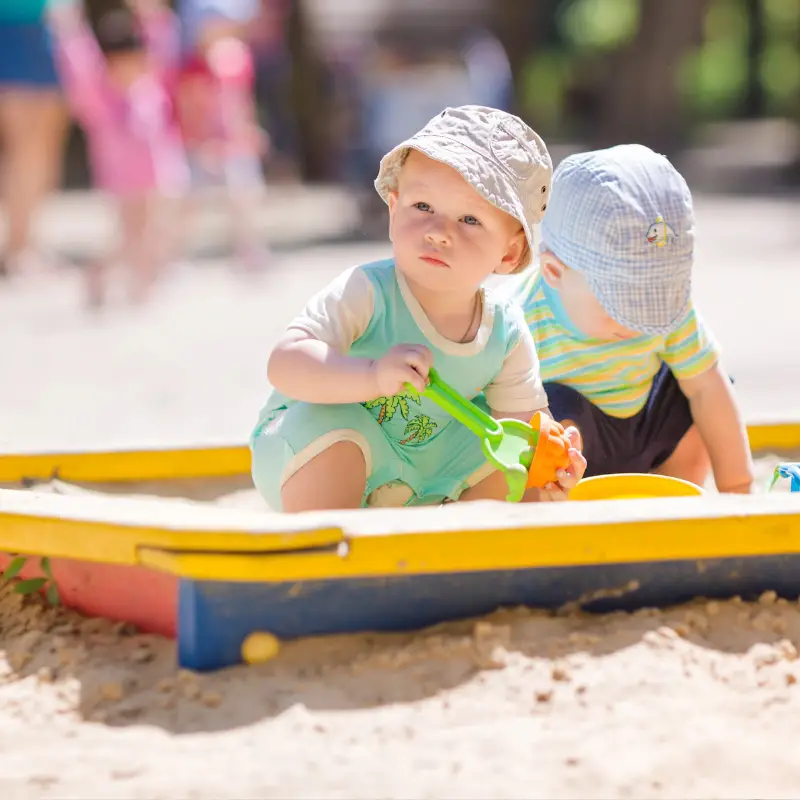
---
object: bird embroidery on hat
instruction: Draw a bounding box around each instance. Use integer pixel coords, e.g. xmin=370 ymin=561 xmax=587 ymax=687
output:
xmin=645 ymin=215 xmax=676 ymax=248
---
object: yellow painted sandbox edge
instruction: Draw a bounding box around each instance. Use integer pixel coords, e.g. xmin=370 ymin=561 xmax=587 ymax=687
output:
xmin=0 ymin=418 xmax=796 ymax=485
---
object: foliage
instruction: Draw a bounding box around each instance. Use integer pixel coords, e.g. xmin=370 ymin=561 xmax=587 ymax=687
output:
xmin=2 ymin=556 xmax=60 ymax=606
xmin=520 ymin=0 xmax=799 ymax=133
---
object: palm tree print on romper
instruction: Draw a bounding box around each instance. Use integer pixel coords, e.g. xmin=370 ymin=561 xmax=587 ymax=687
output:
xmin=363 ymin=390 xmax=420 ymax=424
xmin=400 ymin=414 xmax=437 ymax=444
xmin=363 ymin=391 xmax=438 ymax=444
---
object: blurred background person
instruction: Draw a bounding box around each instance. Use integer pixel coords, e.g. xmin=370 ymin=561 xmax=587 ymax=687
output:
xmin=0 ymin=0 xmax=69 ymax=279
xmin=345 ymin=1 xmax=512 ymax=235
xmin=173 ymin=0 xmax=270 ymax=272
xmin=4 ymin=0 xmax=799 ymax=469
xmin=48 ymin=0 xmax=188 ymax=307
xmin=248 ymin=0 xmax=297 ymax=183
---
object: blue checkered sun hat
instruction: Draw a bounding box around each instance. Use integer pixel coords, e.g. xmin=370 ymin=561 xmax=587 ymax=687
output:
xmin=541 ymin=144 xmax=695 ymax=336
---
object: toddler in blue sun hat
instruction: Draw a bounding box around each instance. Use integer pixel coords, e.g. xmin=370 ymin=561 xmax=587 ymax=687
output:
xmin=512 ymin=143 xmax=754 ymax=492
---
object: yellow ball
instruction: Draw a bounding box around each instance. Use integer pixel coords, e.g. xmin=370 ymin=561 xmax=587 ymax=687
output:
xmin=241 ymin=631 xmax=281 ymax=664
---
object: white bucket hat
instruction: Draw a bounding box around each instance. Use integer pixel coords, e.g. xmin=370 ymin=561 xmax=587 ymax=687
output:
xmin=374 ymin=105 xmax=553 ymax=269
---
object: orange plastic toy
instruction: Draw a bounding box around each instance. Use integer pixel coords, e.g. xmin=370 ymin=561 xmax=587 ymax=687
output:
xmin=523 ymin=412 xmax=572 ymax=489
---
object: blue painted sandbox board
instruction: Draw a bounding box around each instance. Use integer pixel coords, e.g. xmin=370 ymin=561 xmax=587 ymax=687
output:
xmin=178 ymin=554 xmax=800 ymax=671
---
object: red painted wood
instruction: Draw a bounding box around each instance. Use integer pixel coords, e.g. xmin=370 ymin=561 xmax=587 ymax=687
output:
xmin=0 ymin=553 xmax=177 ymax=638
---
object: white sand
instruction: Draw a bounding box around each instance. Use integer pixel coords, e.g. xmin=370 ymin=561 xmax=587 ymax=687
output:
xmin=0 ymin=454 xmax=797 ymax=800
xmin=5 ymin=575 xmax=800 ymax=800
xmin=1 ymin=193 xmax=799 ymax=798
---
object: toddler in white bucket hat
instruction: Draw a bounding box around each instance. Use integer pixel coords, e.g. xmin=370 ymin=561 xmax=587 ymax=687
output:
xmin=250 ymin=105 xmax=586 ymax=512
xmin=513 ymin=143 xmax=754 ymax=493
xmin=375 ymin=105 xmax=552 ymax=270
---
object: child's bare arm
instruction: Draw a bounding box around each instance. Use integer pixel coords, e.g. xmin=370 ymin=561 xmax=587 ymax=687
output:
xmin=679 ymin=363 xmax=754 ymax=493
xmin=46 ymin=0 xmax=111 ymax=121
xmin=268 ymin=268 xmax=427 ymax=404
xmin=267 ymin=329 xmax=379 ymax=403
xmin=268 ymin=333 xmax=432 ymax=405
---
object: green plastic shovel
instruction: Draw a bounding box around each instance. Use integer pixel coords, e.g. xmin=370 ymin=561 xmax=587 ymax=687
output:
xmin=406 ymin=367 xmax=539 ymax=502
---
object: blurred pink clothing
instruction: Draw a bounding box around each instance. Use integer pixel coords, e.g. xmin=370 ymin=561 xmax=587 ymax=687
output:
xmin=51 ymin=10 xmax=188 ymax=197
xmin=175 ymin=39 xmax=264 ymax=160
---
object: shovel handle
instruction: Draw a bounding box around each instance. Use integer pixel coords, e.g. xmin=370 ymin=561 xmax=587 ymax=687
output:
xmin=407 ymin=367 xmax=503 ymax=443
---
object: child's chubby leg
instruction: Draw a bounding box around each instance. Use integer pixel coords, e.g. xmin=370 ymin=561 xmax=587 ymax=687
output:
xmin=170 ymin=151 xmax=215 ymax=263
xmin=652 ymin=425 xmax=711 ymax=487
xmin=118 ymin=193 xmax=159 ymax=305
xmin=84 ymin=253 xmax=110 ymax=310
xmin=640 ymin=364 xmax=712 ymax=488
xmin=250 ymin=401 xmax=403 ymax=512
xmin=281 ymin=440 xmax=366 ymax=511
xmin=84 ymin=193 xmax=141 ymax=310
xmin=224 ymin=154 xmax=270 ymax=272
xmin=457 ymin=467 xmax=512 ymax=502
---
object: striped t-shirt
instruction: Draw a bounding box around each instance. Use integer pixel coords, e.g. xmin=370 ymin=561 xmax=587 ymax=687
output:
xmin=515 ymin=272 xmax=720 ymax=419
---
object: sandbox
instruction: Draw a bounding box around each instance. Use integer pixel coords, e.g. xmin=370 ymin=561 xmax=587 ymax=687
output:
xmin=0 ymin=418 xmax=798 ymax=671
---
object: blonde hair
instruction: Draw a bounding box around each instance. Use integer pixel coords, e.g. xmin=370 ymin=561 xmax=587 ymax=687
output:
xmin=377 ymin=147 xmax=411 ymax=196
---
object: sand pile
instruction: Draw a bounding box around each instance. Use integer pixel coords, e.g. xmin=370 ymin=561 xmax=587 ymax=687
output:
xmin=4 ymin=574 xmax=800 ymax=799
xmin=0 ymin=452 xmax=796 ymax=798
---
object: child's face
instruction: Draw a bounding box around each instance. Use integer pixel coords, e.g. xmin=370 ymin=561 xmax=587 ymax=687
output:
xmin=541 ymin=252 xmax=640 ymax=340
xmin=387 ymin=151 xmax=526 ymax=297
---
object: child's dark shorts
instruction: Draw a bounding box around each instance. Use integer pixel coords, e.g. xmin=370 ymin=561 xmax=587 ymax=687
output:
xmin=544 ymin=363 xmax=693 ymax=477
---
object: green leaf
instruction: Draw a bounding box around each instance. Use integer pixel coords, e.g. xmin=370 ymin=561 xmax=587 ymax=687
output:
xmin=46 ymin=583 xmax=61 ymax=606
xmin=398 ymin=397 xmax=410 ymax=419
xmin=14 ymin=577 xmax=47 ymax=595
xmin=364 ymin=397 xmax=389 ymax=410
xmin=40 ymin=557 xmax=53 ymax=579
xmin=3 ymin=556 xmax=28 ymax=582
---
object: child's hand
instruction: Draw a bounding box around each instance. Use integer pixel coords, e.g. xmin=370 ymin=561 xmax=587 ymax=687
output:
xmin=371 ymin=344 xmax=433 ymax=397
xmin=538 ymin=427 xmax=586 ymax=501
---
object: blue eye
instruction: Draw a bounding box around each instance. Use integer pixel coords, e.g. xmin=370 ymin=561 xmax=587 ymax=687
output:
xmin=414 ymin=202 xmax=432 ymax=212
xmin=462 ymin=215 xmax=480 ymax=226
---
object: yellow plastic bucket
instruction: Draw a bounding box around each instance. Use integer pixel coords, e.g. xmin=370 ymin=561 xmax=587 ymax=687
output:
xmin=570 ymin=473 xmax=704 ymax=501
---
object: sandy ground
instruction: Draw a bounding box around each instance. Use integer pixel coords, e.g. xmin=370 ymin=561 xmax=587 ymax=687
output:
xmin=0 ymin=191 xmax=799 ymax=799
xmin=1 ymin=192 xmax=799 ymax=451
xmin=5 ymin=582 xmax=800 ymax=800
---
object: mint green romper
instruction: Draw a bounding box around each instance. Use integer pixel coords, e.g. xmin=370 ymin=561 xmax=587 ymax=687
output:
xmin=250 ymin=259 xmax=529 ymax=509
